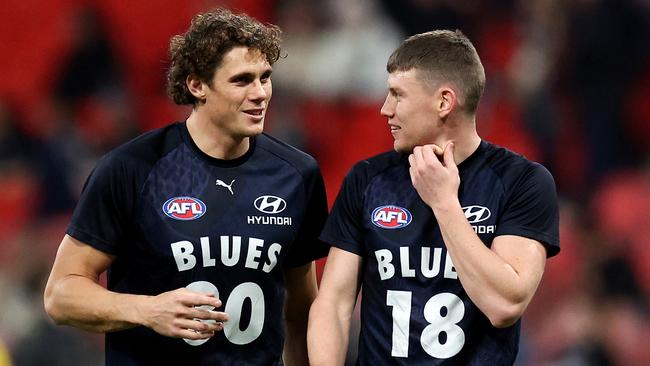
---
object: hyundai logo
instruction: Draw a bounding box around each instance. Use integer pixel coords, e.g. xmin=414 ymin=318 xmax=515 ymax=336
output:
xmin=254 ymin=195 xmax=287 ymax=214
xmin=462 ymin=205 xmax=491 ymax=223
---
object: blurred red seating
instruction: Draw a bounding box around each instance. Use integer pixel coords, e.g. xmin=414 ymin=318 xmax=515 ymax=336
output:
xmin=0 ymin=166 xmax=39 ymax=259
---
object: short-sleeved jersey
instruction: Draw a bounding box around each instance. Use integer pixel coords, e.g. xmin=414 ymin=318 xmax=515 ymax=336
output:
xmin=321 ymin=140 xmax=559 ymax=365
xmin=67 ymin=122 xmax=329 ymax=365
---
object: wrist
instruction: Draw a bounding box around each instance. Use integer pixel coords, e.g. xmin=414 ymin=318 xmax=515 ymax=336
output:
xmin=430 ymin=198 xmax=462 ymax=217
xmin=124 ymin=294 xmax=150 ymax=327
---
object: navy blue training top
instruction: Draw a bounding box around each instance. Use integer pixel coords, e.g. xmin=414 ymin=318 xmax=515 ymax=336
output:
xmin=321 ymin=140 xmax=559 ymax=365
xmin=67 ymin=122 xmax=329 ymax=365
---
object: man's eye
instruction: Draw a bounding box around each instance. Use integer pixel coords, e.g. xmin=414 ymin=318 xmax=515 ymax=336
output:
xmin=232 ymin=76 xmax=252 ymax=84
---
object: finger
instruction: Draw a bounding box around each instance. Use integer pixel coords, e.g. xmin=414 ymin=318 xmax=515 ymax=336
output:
xmin=408 ymin=153 xmax=415 ymax=167
xmin=184 ymin=293 xmax=222 ymax=308
xmin=178 ymin=328 xmax=215 ymax=340
xmin=443 ymin=142 xmax=456 ymax=168
xmin=409 ymin=165 xmax=417 ymax=185
xmin=421 ymin=145 xmax=441 ymax=166
xmin=428 ymin=144 xmax=444 ymax=156
xmin=176 ymin=318 xmax=223 ymax=333
xmin=412 ymin=146 xmax=425 ymax=167
xmin=408 ymin=153 xmax=420 ymax=184
xmin=190 ymin=308 xmax=229 ymax=322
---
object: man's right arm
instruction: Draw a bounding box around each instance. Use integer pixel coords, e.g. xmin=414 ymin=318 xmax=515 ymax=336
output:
xmin=307 ymin=247 xmax=363 ymax=365
xmin=44 ymin=234 xmax=228 ymax=339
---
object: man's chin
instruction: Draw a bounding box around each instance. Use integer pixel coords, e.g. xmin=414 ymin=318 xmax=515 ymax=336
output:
xmin=245 ymin=123 xmax=265 ymax=137
xmin=393 ymin=141 xmax=413 ymax=154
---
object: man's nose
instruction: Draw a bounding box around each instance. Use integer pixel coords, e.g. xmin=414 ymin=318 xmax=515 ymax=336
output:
xmin=380 ymin=95 xmax=394 ymax=118
xmin=249 ymin=80 xmax=268 ymax=100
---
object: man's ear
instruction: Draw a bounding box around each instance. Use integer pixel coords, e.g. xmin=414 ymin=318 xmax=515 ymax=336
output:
xmin=437 ymin=86 xmax=457 ymax=119
xmin=186 ymin=74 xmax=206 ymax=102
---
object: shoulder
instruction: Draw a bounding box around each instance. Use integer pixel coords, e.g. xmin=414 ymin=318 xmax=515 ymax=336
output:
xmin=104 ymin=123 xmax=182 ymax=166
xmin=347 ymin=150 xmax=404 ymax=181
xmin=482 ymin=142 xmax=555 ymax=188
xmin=82 ymin=123 xmax=184 ymax=193
xmin=94 ymin=123 xmax=182 ymax=176
xmin=256 ymin=133 xmax=321 ymax=176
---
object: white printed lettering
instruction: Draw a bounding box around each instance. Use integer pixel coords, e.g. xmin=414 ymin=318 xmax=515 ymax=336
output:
xmin=444 ymin=252 xmax=458 ymax=279
xmin=221 ymin=236 xmax=241 ymax=267
xmin=246 ymin=216 xmax=293 ymax=226
xmin=170 ymin=236 xmax=284 ymax=274
xmin=375 ymin=249 xmax=395 ymax=280
xmin=471 ymin=225 xmax=496 ymax=234
xmin=263 ymin=243 xmax=282 ymax=273
xmin=171 ymin=240 xmax=196 ymax=271
xmin=400 ymin=247 xmax=415 ymax=277
xmin=374 ymin=246 xmax=459 ymax=281
xmin=245 ymin=238 xmax=264 ymax=269
xmin=421 ymin=247 xmax=442 ymax=278
xmin=201 ymin=237 xmax=215 ymax=267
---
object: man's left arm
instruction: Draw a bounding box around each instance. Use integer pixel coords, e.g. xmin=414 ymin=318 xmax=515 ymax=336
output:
xmin=282 ymin=261 xmax=318 ymax=366
xmin=434 ymin=207 xmax=547 ymax=328
xmin=410 ymin=143 xmax=554 ymax=328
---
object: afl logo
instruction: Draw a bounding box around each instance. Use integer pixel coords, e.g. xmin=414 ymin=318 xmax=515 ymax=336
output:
xmin=462 ymin=205 xmax=491 ymax=223
xmin=162 ymin=197 xmax=206 ymax=220
xmin=371 ymin=205 xmax=412 ymax=229
xmin=254 ymin=195 xmax=287 ymax=214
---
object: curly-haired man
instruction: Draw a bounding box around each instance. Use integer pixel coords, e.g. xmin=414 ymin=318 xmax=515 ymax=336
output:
xmin=45 ymin=8 xmax=328 ymax=365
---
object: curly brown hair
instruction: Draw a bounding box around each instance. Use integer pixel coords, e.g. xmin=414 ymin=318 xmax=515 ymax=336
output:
xmin=166 ymin=8 xmax=282 ymax=105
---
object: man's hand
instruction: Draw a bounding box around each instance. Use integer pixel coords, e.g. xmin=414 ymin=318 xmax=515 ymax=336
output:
xmin=45 ymin=236 xmax=231 ymax=337
xmin=140 ymin=288 xmax=229 ymax=340
xmin=408 ymin=142 xmax=460 ymax=210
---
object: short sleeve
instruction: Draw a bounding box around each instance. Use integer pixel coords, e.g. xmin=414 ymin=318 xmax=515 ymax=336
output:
xmin=495 ymin=163 xmax=560 ymax=257
xmin=283 ymin=164 xmax=330 ymax=268
xmin=66 ymin=153 xmax=139 ymax=255
xmin=319 ymin=162 xmax=368 ymax=256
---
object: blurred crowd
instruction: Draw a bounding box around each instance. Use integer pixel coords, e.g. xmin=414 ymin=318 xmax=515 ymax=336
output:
xmin=0 ymin=0 xmax=648 ymax=365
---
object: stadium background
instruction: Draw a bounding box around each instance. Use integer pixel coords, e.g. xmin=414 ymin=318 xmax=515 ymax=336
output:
xmin=0 ymin=0 xmax=648 ymax=364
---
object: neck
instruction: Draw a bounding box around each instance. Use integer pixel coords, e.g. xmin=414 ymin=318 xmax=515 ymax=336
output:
xmin=449 ymin=133 xmax=481 ymax=165
xmin=433 ymin=116 xmax=481 ymax=165
xmin=186 ymin=110 xmax=250 ymax=160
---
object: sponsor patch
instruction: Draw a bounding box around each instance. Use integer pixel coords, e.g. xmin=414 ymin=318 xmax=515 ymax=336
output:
xmin=371 ymin=205 xmax=412 ymax=229
xmin=163 ymin=197 xmax=206 ymax=220
xmin=462 ymin=205 xmax=491 ymax=223
xmin=254 ymin=195 xmax=287 ymax=214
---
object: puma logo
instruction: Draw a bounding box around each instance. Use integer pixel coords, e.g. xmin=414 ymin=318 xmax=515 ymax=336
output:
xmin=215 ymin=179 xmax=235 ymax=195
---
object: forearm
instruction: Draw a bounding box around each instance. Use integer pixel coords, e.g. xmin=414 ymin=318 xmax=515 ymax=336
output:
xmin=283 ymin=314 xmax=309 ymax=366
xmin=434 ymin=202 xmax=534 ymax=326
xmin=282 ymin=262 xmax=318 ymax=366
xmin=308 ymin=248 xmax=362 ymax=364
xmin=307 ymin=296 xmax=351 ymax=365
xmin=283 ymin=293 xmax=312 ymax=366
xmin=409 ymin=144 xmax=545 ymax=327
xmin=45 ymin=236 xmax=226 ymax=339
xmin=44 ymin=274 xmax=146 ymax=333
